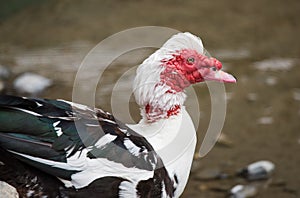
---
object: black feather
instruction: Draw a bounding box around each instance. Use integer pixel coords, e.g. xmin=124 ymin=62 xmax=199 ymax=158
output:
xmin=0 ymin=95 xmax=176 ymax=197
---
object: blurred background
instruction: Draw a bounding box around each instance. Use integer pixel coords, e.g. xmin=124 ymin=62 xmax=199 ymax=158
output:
xmin=0 ymin=0 xmax=299 ymax=197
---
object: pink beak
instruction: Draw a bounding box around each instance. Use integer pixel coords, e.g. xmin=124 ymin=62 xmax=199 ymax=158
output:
xmin=204 ymin=70 xmax=237 ymax=83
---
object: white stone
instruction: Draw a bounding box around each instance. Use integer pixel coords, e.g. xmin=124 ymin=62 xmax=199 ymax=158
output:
xmin=257 ymin=116 xmax=273 ymax=125
xmin=254 ymin=58 xmax=297 ymax=71
xmin=0 ymin=181 xmax=19 ymax=198
xmin=13 ymin=72 xmax=52 ymax=95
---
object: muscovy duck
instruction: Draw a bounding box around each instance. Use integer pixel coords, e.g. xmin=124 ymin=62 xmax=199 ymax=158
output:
xmin=0 ymin=32 xmax=236 ymax=198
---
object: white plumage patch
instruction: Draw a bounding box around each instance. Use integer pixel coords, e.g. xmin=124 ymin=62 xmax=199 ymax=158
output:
xmin=123 ymin=138 xmax=141 ymax=157
xmin=26 ymin=190 xmax=35 ymax=197
xmin=94 ymin=134 xmax=117 ymax=148
xmin=57 ymin=99 xmax=92 ymax=112
xmin=10 ymin=107 xmax=42 ymax=117
xmin=85 ymin=123 xmax=100 ymax=127
xmin=98 ymin=117 xmax=116 ymax=124
xmin=9 ymin=147 xmax=154 ymax=189
xmin=8 ymin=150 xmax=81 ymax=171
xmin=119 ymin=181 xmax=137 ymax=198
xmin=57 ymin=178 xmax=73 ymax=188
xmin=161 ymin=182 xmax=167 ymax=198
xmin=53 ymin=121 xmax=63 ymax=137
xmin=35 ymin=101 xmax=43 ymax=107
xmin=118 ymin=128 xmax=128 ymax=133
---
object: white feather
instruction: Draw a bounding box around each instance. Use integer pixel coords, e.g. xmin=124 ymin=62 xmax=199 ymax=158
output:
xmin=9 ymin=147 xmax=154 ymax=189
xmin=53 ymin=121 xmax=63 ymax=137
xmin=123 ymin=139 xmax=141 ymax=157
xmin=128 ymin=107 xmax=197 ymax=197
xmin=35 ymin=101 xmax=43 ymax=107
xmin=98 ymin=118 xmax=116 ymax=124
xmin=57 ymin=99 xmax=91 ymax=111
xmin=119 ymin=181 xmax=138 ymax=198
xmin=94 ymin=134 xmax=117 ymax=148
xmin=9 ymin=107 xmax=42 ymax=117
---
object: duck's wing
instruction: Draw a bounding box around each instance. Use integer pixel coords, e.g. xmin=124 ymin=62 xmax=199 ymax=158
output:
xmin=0 ymin=95 xmax=176 ymax=197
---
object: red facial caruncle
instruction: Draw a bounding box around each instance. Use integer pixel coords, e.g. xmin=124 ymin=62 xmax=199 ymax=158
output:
xmin=159 ymin=49 xmax=222 ymax=92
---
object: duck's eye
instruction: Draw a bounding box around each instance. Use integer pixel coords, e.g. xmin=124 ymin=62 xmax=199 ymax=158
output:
xmin=187 ymin=57 xmax=195 ymax=64
xmin=211 ymin=67 xmax=217 ymax=71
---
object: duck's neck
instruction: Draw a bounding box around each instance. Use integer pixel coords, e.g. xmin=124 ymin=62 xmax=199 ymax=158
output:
xmin=141 ymin=103 xmax=181 ymax=122
xmin=127 ymin=107 xmax=197 ymax=198
xmin=128 ymin=106 xmax=196 ymax=166
xmin=138 ymin=85 xmax=187 ymax=123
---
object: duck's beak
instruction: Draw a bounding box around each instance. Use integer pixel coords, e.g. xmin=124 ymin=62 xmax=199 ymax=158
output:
xmin=204 ymin=70 xmax=237 ymax=83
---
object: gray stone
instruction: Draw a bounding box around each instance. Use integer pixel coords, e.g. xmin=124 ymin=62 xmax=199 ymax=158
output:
xmin=238 ymin=160 xmax=275 ymax=181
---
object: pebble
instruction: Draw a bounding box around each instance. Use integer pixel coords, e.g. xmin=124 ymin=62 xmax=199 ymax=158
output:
xmin=257 ymin=117 xmax=273 ymax=125
xmin=246 ymin=93 xmax=258 ymax=102
xmin=237 ymin=160 xmax=275 ymax=181
xmin=0 ymin=181 xmax=19 ymax=198
xmin=229 ymin=184 xmax=258 ymax=198
xmin=0 ymin=65 xmax=10 ymax=79
xmin=292 ymin=89 xmax=300 ymax=101
xmin=265 ymin=76 xmax=277 ymax=86
xmin=13 ymin=72 xmax=52 ymax=96
xmin=253 ymin=58 xmax=296 ymax=71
